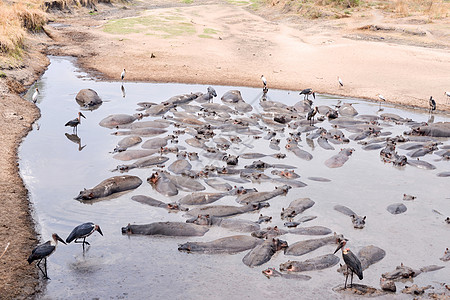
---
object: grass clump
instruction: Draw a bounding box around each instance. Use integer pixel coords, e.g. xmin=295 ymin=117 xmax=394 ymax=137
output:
xmin=387 ymin=0 xmax=449 ymax=19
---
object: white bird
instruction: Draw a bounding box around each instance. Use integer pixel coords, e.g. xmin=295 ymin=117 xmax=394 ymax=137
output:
xmin=338 ymin=76 xmax=343 ymax=87
xmin=32 ymin=88 xmax=39 ymax=103
xmin=444 ymin=91 xmax=450 ymax=104
xmin=121 ymin=68 xmax=126 ymax=81
xmin=261 ymin=75 xmax=267 ymax=87
xmin=378 ymin=94 xmax=386 ymax=101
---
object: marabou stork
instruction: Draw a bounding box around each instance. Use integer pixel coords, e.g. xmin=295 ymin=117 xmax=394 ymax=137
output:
xmin=65 ymin=112 xmax=86 ymax=133
xmin=307 ymin=106 xmax=319 ymax=126
xmin=429 ymin=96 xmax=436 ymax=113
xmin=66 ymin=222 xmax=103 ymax=251
xmin=300 ymin=88 xmax=315 ymax=101
xmin=27 ymin=233 xmax=66 ymax=279
xmin=334 ymin=239 xmax=363 ymax=289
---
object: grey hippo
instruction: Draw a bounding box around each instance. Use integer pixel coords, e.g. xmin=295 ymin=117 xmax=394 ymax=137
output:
xmin=75 ymin=175 xmax=142 ymax=201
xmin=121 ymin=222 xmax=208 ymax=237
xmin=178 ymin=235 xmax=262 ymax=254
xmin=242 ymin=238 xmax=288 ymax=267
xmin=262 ymin=268 xmax=311 ymax=280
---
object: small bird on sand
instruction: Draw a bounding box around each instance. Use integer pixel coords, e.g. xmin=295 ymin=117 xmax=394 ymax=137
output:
xmin=261 ymin=75 xmax=267 ymax=87
xmin=338 ymin=76 xmax=343 ymax=87
xmin=121 ymin=68 xmax=126 ymax=81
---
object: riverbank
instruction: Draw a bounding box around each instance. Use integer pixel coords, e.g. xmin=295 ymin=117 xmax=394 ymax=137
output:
xmin=0 ymin=0 xmax=449 ymax=297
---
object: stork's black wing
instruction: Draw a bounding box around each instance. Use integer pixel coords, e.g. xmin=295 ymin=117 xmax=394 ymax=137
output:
xmin=27 ymin=241 xmax=54 ymax=264
xmin=343 ymin=250 xmax=363 ymax=280
xmin=66 ymin=222 xmax=94 ymax=243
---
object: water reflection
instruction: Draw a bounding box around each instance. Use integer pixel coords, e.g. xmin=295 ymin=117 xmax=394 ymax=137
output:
xmin=121 ymin=84 xmax=126 ymax=98
xmin=65 ymin=133 xmax=86 ymax=151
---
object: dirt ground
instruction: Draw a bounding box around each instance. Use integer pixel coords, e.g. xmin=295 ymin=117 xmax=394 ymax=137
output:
xmin=0 ymin=0 xmax=449 ymax=298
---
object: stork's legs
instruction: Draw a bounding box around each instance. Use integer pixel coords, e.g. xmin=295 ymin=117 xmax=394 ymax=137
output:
xmin=344 ymin=266 xmax=349 ymax=289
xmin=37 ymin=258 xmax=49 ymax=279
xmin=350 ymin=271 xmax=354 ymax=288
xmin=75 ymin=238 xmax=90 ymax=251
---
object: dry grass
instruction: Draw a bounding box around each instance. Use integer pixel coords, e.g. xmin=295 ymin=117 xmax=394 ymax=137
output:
xmin=0 ymin=1 xmax=47 ymax=54
xmin=388 ymin=0 xmax=449 ymax=19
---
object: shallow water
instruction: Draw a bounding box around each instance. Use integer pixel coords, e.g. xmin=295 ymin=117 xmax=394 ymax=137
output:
xmin=20 ymin=56 xmax=449 ymax=299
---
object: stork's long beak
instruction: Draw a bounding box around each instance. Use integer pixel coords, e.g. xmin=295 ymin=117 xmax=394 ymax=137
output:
xmin=80 ymin=112 xmax=86 ymax=119
xmin=333 ymin=243 xmax=343 ymax=254
xmin=97 ymin=225 xmax=103 ymax=236
xmin=312 ymin=92 xmax=316 ymax=99
xmin=56 ymin=234 xmax=67 ymax=245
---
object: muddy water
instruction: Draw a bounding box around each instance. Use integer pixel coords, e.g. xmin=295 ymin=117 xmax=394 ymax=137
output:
xmin=20 ymin=56 xmax=449 ymax=299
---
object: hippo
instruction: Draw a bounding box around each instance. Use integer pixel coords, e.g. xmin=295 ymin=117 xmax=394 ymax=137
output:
xmin=440 ymin=248 xmax=450 ymax=261
xmin=147 ymin=171 xmax=178 ymax=197
xmin=141 ymin=136 xmax=175 ymax=149
xmin=403 ymin=194 xmax=416 ymax=201
xmin=179 ymin=192 xmax=229 ymax=205
xmin=75 ymin=175 xmax=142 ymax=201
xmin=195 ymin=86 xmax=217 ymax=103
xmin=121 ymin=222 xmax=208 ymax=236
xmin=167 ymin=159 xmax=192 ymax=174
xmin=387 ymin=203 xmax=407 ymax=215
xmin=262 ymin=268 xmax=311 ymax=280
xmin=284 ymin=233 xmax=343 ymax=256
xmin=204 ymin=179 xmax=232 ymax=191
xmin=288 ymin=226 xmax=332 ymax=236
xmin=307 ymin=177 xmax=331 ymax=182
xmin=251 ymin=226 xmax=287 ymax=239
xmin=114 ymin=156 xmax=169 ymax=172
xmin=112 ymin=127 xmax=167 ymax=137
xmin=113 ymin=149 xmax=159 ymax=161
xmin=281 ymin=198 xmax=315 ymax=220
xmin=325 ymin=148 xmax=355 ymax=168
xmin=338 ymin=103 xmax=358 ymax=117
xmin=236 ymin=185 xmax=291 ymax=205
xmin=285 ymin=143 xmax=313 ymax=161
xmin=333 ymin=284 xmax=388 ymax=297
xmin=186 ymin=214 xmax=260 ymax=232
xmin=113 ymin=136 xmax=142 ymax=152
xmin=280 ymin=254 xmax=340 ymax=272
xmin=178 ymin=235 xmax=263 ymax=254
xmin=271 ymin=169 xmax=300 ymax=179
xmin=184 ymin=202 xmax=270 ymax=218
xmin=404 ymin=122 xmax=450 ymax=137
xmin=258 ymin=214 xmax=272 ymax=224
xmin=402 ymin=284 xmax=431 ymax=295
xmin=164 ymin=172 xmax=205 ymax=192
xmin=317 ymin=136 xmax=335 ymax=150
xmin=99 ymin=114 xmax=143 ymax=128
xmin=406 ymin=159 xmax=436 ymax=170
xmin=242 ymin=238 xmax=288 ymax=267
xmin=380 ymin=278 xmax=396 ymax=292
xmin=131 ymin=195 xmax=188 ymax=212
xmin=222 ymin=154 xmax=239 ymax=166
xmin=381 ymin=263 xmax=444 ymax=281
xmin=334 ymin=205 xmax=366 ymax=229
xmin=75 ymin=88 xmax=102 ymax=108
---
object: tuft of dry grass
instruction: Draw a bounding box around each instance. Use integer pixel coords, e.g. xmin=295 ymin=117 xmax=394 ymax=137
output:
xmin=0 ymin=1 xmax=47 ymax=54
xmin=390 ymin=0 xmax=449 ymax=19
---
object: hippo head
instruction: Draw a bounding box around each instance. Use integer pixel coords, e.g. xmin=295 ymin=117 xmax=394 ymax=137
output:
xmin=121 ymin=223 xmax=132 ymax=235
xmin=280 ymin=261 xmax=296 ymax=272
xmin=147 ymin=172 xmax=160 ymax=184
xmin=262 ymin=268 xmax=278 ymax=279
xmin=275 ymin=153 xmax=286 ymax=159
xmin=177 ymin=243 xmax=191 ymax=252
xmin=274 ymin=238 xmax=289 ymax=251
xmin=186 ymin=215 xmax=212 ymax=226
xmin=351 ymin=215 xmax=366 ymax=229
xmin=75 ymin=189 xmax=94 ymax=200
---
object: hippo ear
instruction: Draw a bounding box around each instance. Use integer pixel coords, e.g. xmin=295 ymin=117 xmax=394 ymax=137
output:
xmin=205 ymin=214 xmax=210 ymax=218
xmin=197 ymin=214 xmax=201 ymax=218
xmin=363 ymin=216 xmax=366 ymax=220
xmin=350 ymin=214 xmax=355 ymax=219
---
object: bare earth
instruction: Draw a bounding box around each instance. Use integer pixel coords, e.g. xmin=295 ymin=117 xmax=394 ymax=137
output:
xmin=0 ymin=0 xmax=449 ymax=297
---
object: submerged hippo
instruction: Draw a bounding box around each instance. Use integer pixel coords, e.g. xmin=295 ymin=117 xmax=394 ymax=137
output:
xmin=185 ymin=202 xmax=270 ymax=218
xmin=334 ymin=205 xmax=366 ymax=229
xmin=325 ymin=148 xmax=355 ymax=168
xmin=280 ymin=254 xmax=340 ymax=272
xmin=131 ymin=195 xmax=188 ymax=212
xmin=284 ymin=233 xmax=343 ymax=256
xmin=115 ymin=156 xmax=169 ymax=172
xmin=236 ymin=185 xmax=291 ymax=205
xmin=186 ymin=214 xmax=260 ymax=232
xmin=121 ymin=222 xmax=208 ymax=236
xmin=242 ymin=238 xmax=288 ymax=267
xmin=99 ymin=114 xmax=142 ymax=128
xmin=251 ymin=226 xmax=288 ymax=239
xmin=405 ymin=122 xmax=450 ymax=137
xmin=337 ymin=245 xmax=385 ymax=274
xmin=387 ymin=203 xmax=407 ymax=215
xmin=381 ymin=263 xmax=444 ymax=281
xmin=76 ymin=88 xmax=102 ymax=108
xmin=178 ymin=235 xmax=262 ymax=254
xmin=75 ymin=175 xmax=142 ymax=201
xmin=281 ymin=198 xmax=315 ymax=220
xmin=262 ymin=268 xmax=311 ymax=280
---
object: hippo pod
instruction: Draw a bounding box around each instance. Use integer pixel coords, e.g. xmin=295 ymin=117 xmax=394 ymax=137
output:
xmin=242 ymin=238 xmax=288 ymax=267
xmin=121 ymin=222 xmax=208 ymax=237
xmin=178 ymin=235 xmax=262 ymax=254
xmin=75 ymin=175 xmax=142 ymax=201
